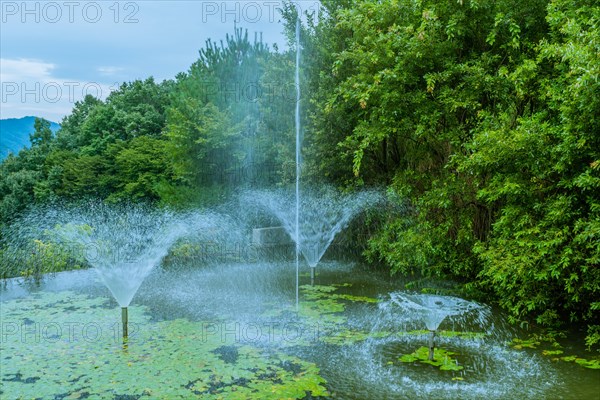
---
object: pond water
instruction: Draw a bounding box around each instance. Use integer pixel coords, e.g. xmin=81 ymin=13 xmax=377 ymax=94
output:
xmin=1 ymin=262 xmax=598 ymax=399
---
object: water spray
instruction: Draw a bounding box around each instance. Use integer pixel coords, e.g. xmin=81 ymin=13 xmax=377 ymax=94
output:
xmin=295 ymin=17 xmax=301 ymax=309
xmin=390 ymin=293 xmax=490 ymax=362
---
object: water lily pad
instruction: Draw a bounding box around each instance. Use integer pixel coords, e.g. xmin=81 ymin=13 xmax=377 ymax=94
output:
xmin=560 ymin=356 xmax=578 ymax=362
xmin=542 ymin=350 xmax=564 ymax=356
xmin=511 ymin=338 xmax=540 ymax=349
xmin=574 ymin=358 xmax=600 ymax=369
xmin=398 ymin=347 xmax=464 ymax=372
xmin=512 ymin=334 xmax=598 ymax=370
xmin=397 ymin=330 xmax=486 ymax=340
xmin=334 ymin=294 xmax=379 ymax=303
xmin=322 ymin=330 xmax=391 ymax=345
xmin=0 ymin=291 xmax=329 ymax=399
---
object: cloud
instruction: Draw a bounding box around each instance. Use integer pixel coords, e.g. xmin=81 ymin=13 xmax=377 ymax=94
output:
xmin=97 ymin=66 xmax=124 ymax=76
xmin=0 ymin=58 xmax=56 ymax=82
xmin=0 ymin=58 xmax=117 ymax=121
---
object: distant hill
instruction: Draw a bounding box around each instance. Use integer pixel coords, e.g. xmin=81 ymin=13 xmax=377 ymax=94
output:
xmin=0 ymin=117 xmax=61 ymax=160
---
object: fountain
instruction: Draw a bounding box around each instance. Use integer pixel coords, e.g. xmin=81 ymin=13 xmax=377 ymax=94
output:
xmin=50 ymin=202 xmax=193 ymax=338
xmin=1 ymin=257 xmax=574 ymax=399
xmin=0 ymin=190 xmax=578 ymax=400
xmin=245 ymin=187 xmax=380 ymax=275
xmin=390 ymin=293 xmax=489 ymax=360
xmin=390 ymin=292 xmax=490 ymax=360
xmin=285 ymin=19 xmax=381 ymax=287
xmin=2 ymin=17 xmax=591 ymax=400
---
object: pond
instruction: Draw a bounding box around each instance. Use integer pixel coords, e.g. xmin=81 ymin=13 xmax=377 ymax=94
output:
xmin=1 ymin=262 xmax=598 ymax=399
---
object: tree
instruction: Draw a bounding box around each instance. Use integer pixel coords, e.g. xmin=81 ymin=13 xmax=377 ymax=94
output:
xmin=0 ymin=118 xmax=57 ymax=224
xmin=465 ymin=0 xmax=599 ymax=346
xmin=298 ymin=0 xmax=599 ymax=347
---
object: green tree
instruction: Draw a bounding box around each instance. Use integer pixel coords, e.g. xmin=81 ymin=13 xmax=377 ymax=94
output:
xmin=462 ymin=0 xmax=599 ymax=346
xmin=108 ymin=136 xmax=172 ymax=202
xmin=163 ymin=27 xmax=294 ymax=205
xmin=0 ymin=118 xmax=57 ymax=224
xmin=297 ymin=0 xmax=598 ymax=348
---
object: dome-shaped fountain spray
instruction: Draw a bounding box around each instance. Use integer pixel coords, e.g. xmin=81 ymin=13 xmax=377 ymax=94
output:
xmin=391 ymin=292 xmax=490 ymax=360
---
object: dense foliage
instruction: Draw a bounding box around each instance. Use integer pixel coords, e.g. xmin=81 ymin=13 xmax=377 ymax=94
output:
xmin=0 ymin=0 xmax=597 ymax=348
xmin=302 ymin=0 xmax=599 ymax=348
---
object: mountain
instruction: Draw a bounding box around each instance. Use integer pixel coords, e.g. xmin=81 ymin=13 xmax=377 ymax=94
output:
xmin=0 ymin=117 xmax=61 ymax=160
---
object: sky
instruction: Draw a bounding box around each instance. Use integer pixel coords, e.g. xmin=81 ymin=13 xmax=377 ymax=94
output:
xmin=0 ymin=1 xmax=321 ymax=122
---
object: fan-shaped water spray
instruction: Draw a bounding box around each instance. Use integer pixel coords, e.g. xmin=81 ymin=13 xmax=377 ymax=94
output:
xmin=7 ymin=202 xmax=222 ymax=338
xmin=388 ymin=292 xmax=491 ymax=360
xmin=53 ymin=203 xmax=193 ymax=308
xmin=390 ymin=292 xmax=490 ymax=332
xmin=244 ymin=187 xmax=381 ymax=269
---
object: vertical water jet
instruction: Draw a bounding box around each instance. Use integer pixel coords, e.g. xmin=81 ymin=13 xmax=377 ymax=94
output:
xmin=295 ymin=17 xmax=301 ymax=308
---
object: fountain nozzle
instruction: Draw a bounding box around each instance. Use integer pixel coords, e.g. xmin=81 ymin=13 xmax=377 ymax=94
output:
xmin=428 ymin=330 xmax=436 ymax=361
xmin=122 ymin=307 xmax=128 ymax=339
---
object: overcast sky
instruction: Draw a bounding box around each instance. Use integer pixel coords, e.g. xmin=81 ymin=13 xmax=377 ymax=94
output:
xmin=0 ymin=1 xmax=321 ymax=122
